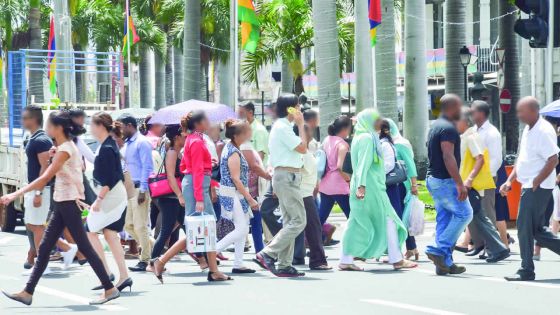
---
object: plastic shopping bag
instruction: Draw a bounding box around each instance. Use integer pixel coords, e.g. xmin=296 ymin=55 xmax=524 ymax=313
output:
xmin=185 ymin=214 xmax=216 ymax=253
xmin=408 ymin=196 xmax=425 ymax=236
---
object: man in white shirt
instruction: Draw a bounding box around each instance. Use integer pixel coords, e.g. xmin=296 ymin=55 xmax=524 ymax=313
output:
xmin=471 ymin=101 xmax=507 ymax=252
xmin=501 ymin=97 xmax=560 ymax=281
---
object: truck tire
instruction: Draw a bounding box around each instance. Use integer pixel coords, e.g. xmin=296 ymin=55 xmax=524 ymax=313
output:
xmin=0 ymin=202 xmax=17 ymax=232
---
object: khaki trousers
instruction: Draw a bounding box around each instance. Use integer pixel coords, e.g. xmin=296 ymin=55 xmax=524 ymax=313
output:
xmin=125 ymin=189 xmax=153 ymax=262
xmin=262 ymin=169 xmax=306 ymax=269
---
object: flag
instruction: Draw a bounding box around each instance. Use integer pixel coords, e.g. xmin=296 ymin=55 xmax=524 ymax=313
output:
xmin=122 ymin=2 xmax=140 ymax=58
xmin=238 ymin=0 xmax=260 ymax=53
xmin=368 ymin=0 xmax=381 ymax=46
xmin=47 ymin=16 xmax=57 ymax=95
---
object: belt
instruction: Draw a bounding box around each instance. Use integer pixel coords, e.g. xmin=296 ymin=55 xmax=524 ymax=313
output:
xmin=274 ymin=166 xmax=302 ymax=173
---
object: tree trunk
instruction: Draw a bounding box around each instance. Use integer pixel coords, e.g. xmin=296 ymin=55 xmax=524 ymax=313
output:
xmin=139 ymin=47 xmax=154 ymax=108
xmin=354 ymin=0 xmax=374 ymax=112
xmin=312 ymin=0 xmax=341 ymax=139
xmin=29 ymin=0 xmax=44 ymax=103
xmin=281 ymin=61 xmax=294 ymax=93
xmin=183 ymin=0 xmax=202 ymax=100
xmin=375 ymin=0 xmax=398 ymax=123
xmin=165 ymin=37 xmax=175 ymax=106
xmin=499 ymin=0 xmax=520 ymax=153
xmin=154 ymin=52 xmax=166 ymax=109
xmin=444 ymin=0 xmax=466 ymax=99
xmin=404 ymin=0 xmax=429 ymax=178
xmin=173 ymin=46 xmax=184 ymax=102
xmin=97 ymin=57 xmax=109 ymax=103
xmin=220 ymin=58 xmax=234 ymax=107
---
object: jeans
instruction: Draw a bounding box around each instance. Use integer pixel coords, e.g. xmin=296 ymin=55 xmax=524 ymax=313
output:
xmin=152 ymin=197 xmax=185 ymax=259
xmin=517 ymin=188 xmax=560 ymax=276
xmin=250 ymin=210 xmax=265 ymax=253
xmin=182 ymin=174 xmax=215 ymax=217
xmin=25 ymin=201 xmax=113 ymax=294
xmin=426 ymin=177 xmax=473 ymax=267
xmin=261 ymin=169 xmax=307 ymax=269
xmin=318 ymin=193 xmax=350 ymax=224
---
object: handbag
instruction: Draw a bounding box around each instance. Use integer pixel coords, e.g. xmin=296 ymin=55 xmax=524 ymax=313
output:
xmin=211 ymin=164 xmax=221 ymax=182
xmin=315 ymin=149 xmax=328 ymax=179
xmin=460 ymin=148 xmax=496 ymax=191
xmin=385 ymin=141 xmax=407 ymax=186
xmin=342 ymin=151 xmax=353 ymax=174
xmin=216 ymin=217 xmax=235 ymax=241
xmin=148 ymin=151 xmax=182 ymax=198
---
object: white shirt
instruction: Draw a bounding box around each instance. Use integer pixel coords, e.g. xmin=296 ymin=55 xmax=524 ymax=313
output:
xmin=76 ymin=136 xmax=95 ymax=163
xmin=300 ymin=152 xmax=318 ymax=197
xmin=268 ymin=118 xmax=304 ymax=169
xmin=516 ymin=117 xmax=560 ymax=189
xmin=476 ymin=120 xmax=502 ymax=176
xmin=380 ymin=139 xmax=396 ymax=174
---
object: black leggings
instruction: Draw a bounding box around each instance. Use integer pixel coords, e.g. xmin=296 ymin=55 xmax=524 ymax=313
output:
xmin=25 ymin=201 xmax=114 ymax=294
xmin=152 ymin=197 xmax=185 ymax=259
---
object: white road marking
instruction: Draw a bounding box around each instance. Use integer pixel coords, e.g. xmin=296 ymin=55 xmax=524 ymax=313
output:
xmin=412 ymin=268 xmax=560 ymax=289
xmin=361 ymin=299 xmax=465 ymax=315
xmin=35 ymin=286 xmax=127 ymax=311
xmin=0 ymin=236 xmax=15 ymax=245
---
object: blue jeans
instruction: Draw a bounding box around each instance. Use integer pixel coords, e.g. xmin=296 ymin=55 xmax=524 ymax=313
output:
xmin=182 ymin=174 xmax=215 ymax=217
xmin=426 ymin=177 xmax=473 ymax=266
xmin=250 ymin=210 xmax=264 ymax=253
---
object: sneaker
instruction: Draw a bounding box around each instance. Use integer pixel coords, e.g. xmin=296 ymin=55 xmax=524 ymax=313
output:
xmin=274 ymin=266 xmax=305 ymax=278
xmin=61 ymin=244 xmax=78 ymax=269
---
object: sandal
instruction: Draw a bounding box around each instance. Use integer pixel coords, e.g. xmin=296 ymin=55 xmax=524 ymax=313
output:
xmin=150 ymin=258 xmax=165 ymax=284
xmin=310 ymin=264 xmax=332 ymax=271
xmin=393 ymin=259 xmax=418 ymax=270
xmin=338 ymin=264 xmax=364 ymax=271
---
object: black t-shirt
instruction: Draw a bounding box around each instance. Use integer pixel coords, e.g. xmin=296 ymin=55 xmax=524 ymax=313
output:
xmin=427 ymin=117 xmax=461 ymax=179
xmin=25 ymin=130 xmax=53 ymax=183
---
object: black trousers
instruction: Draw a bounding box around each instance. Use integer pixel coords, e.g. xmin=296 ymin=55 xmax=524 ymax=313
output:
xmin=152 ymin=197 xmax=185 ymax=259
xmin=25 ymin=201 xmax=113 ymax=294
xmin=260 ymin=184 xmax=282 ymax=235
xmin=293 ymin=196 xmax=328 ymax=267
xmin=467 ymin=190 xmax=507 ymax=256
xmin=517 ymin=188 xmax=560 ymax=276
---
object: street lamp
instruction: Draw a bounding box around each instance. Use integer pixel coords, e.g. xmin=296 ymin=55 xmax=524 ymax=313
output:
xmin=459 ymin=45 xmax=472 ymax=101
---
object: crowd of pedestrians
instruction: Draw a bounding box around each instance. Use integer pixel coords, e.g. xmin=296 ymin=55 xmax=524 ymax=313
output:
xmin=3 ymin=92 xmax=560 ymax=306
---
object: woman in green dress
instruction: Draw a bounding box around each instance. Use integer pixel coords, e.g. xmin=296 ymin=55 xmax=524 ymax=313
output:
xmin=387 ymin=118 xmax=420 ymax=260
xmin=338 ymin=109 xmax=416 ymax=271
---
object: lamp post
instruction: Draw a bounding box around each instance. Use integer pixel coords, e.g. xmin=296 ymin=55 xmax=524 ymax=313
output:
xmin=459 ymin=46 xmax=472 ymax=101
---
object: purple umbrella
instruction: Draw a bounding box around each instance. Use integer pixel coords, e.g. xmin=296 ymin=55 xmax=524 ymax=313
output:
xmin=149 ymin=99 xmax=236 ymax=125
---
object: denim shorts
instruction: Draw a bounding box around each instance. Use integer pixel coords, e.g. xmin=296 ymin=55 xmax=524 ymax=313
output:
xmin=182 ymin=174 xmax=215 ymax=218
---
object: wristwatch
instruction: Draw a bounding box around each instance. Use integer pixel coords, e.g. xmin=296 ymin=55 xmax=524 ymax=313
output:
xmin=34 ymin=190 xmax=42 ymax=196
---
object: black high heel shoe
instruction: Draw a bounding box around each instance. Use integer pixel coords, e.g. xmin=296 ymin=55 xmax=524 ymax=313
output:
xmin=116 ymin=278 xmax=133 ymax=292
xmin=92 ymin=274 xmax=115 ymax=290
xmin=150 ymin=258 xmax=164 ymax=284
xmin=207 ymin=271 xmax=233 ymax=282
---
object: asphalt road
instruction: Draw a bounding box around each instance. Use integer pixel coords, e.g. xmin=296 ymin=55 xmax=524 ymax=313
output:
xmin=1 ymin=217 xmax=559 ymax=315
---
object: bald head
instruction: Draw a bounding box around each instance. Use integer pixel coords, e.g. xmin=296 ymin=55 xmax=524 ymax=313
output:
xmin=440 ymin=93 xmax=463 ymax=120
xmin=516 ymin=96 xmax=541 ymax=125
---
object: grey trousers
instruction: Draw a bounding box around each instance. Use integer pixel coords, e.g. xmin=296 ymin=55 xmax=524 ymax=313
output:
xmin=517 ymin=188 xmax=560 ymax=276
xmin=470 ymin=178 xmax=498 ymax=247
xmin=467 ymin=190 xmax=507 ymax=256
xmin=261 ymin=169 xmax=307 ymax=269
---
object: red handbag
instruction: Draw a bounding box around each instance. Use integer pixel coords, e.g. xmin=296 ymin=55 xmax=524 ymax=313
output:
xmin=148 ymin=152 xmax=182 ymax=198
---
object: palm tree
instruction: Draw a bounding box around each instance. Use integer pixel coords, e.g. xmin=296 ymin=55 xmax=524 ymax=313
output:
xmin=499 ymin=0 xmax=519 ymax=152
xmin=312 ymin=0 xmax=341 ymax=137
xmin=183 ymin=0 xmax=202 ymax=100
xmin=375 ymin=0 xmax=398 ymax=122
xmin=29 ymin=0 xmax=44 ymax=103
xmin=444 ymin=0 xmax=466 ymax=99
xmin=354 ymin=0 xmax=373 ymax=112
xmin=403 ymin=0 xmax=428 ymax=176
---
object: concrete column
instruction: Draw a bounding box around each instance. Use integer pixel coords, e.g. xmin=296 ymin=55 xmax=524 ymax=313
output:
xmin=466 ymin=0 xmax=474 ymax=45
xmin=425 ymin=3 xmax=434 ymax=50
xmin=479 ymin=0 xmax=491 ymax=48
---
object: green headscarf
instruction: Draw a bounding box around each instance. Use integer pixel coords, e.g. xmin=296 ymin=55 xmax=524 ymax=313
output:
xmin=354 ymin=108 xmax=382 ymax=162
xmin=386 ymin=118 xmax=413 ymax=152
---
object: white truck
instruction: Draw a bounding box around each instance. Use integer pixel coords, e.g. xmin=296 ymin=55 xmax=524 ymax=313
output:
xmin=0 ymin=105 xmax=114 ymax=232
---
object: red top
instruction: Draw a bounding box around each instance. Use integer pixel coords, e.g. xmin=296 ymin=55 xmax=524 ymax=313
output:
xmin=180 ymin=132 xmax=212 ymax=202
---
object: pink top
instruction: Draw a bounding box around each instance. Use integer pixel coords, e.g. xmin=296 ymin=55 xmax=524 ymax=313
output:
xmin=319 ymin=136 xmax=350 ymax=195
xmin=146 ymin=130 xmax=160 ymax=149
xmin=54 ymin=141 xmax=85 ymax=202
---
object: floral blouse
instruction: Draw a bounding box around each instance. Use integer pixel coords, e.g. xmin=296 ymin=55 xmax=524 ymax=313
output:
xmin=219 ymin=142 xmax=250 ymax=220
